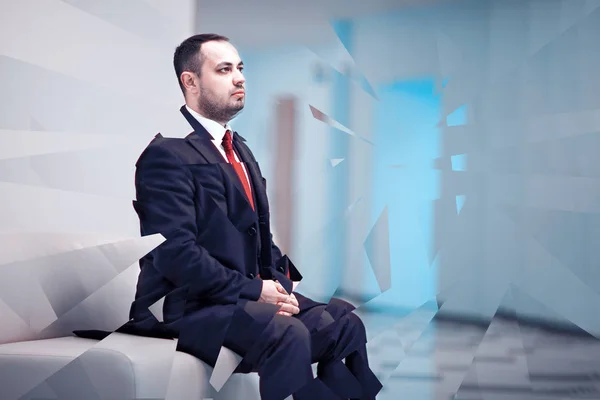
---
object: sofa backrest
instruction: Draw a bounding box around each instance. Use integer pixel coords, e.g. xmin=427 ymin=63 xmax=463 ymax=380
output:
xmin=0 ymin=233 xmax=164 ymax=344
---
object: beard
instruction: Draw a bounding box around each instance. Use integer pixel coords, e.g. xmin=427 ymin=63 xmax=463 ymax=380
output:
xmin=197 ymin=86 xmax=245 ymax=124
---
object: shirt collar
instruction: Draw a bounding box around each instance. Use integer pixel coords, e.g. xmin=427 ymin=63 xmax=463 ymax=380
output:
xmin=185 ymin=105 xmax=232 ymax=142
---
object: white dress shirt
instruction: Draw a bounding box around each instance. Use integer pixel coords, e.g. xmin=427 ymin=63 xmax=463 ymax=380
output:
xmin=185 ymin=105 xmax=251 ymax=184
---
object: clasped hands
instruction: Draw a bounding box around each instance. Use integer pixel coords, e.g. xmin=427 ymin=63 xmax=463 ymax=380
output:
xmin=258 ymin=280 xmax=300 ymax=317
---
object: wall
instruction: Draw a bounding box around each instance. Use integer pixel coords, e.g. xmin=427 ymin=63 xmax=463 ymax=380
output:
xmin=0 ymin=0 xmax=196 ymax=344
xmin=344 ymin=0 xmax=600 ymax=335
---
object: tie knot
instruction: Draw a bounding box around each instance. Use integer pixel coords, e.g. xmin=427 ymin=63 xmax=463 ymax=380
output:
xmin=222 ymin=130 xmax=233 ymax=152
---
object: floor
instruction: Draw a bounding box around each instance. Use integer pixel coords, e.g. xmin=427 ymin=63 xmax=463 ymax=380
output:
xmin=362 ymin=315 xmax=600 ymax=400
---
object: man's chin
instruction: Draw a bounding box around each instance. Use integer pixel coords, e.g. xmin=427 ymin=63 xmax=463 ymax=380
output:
xmin=229 ymin=106 xmax=244 ymax=120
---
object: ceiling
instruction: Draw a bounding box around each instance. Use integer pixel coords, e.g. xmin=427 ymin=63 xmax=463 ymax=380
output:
xmin=195 ymin=0 xmax=450 ymax=51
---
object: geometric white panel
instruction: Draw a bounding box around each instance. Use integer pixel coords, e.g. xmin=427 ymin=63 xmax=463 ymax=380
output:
xmin=0 ymin=232 xmax=134 ymax=267
xmin=210 ymin=346 xmax=244 ymax=392
xmin=0 ymin=129 xmax=130 ymax=160
xmin=148 ymin=295 xmax=166 ymax=323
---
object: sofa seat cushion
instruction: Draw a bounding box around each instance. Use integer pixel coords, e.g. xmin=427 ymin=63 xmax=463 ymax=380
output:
xmin=0 ymin=333 xmax=260 ymax=400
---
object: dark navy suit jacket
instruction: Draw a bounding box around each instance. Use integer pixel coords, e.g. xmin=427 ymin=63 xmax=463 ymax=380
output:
xmin=126 ymin=106 xmax=313 ymax=366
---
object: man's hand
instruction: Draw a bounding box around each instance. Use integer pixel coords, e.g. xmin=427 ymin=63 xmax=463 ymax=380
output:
xmin=258 ymin=279 xmax=289 ymax=306
xmin=288 ymin=293 xmax=298 ymax=307
xmin=276 ymin=292 xmax=299 ymax=317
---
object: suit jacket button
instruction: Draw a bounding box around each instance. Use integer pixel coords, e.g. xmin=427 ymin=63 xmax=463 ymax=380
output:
xmin=247 ymin=227 xmax=257 ymax=236
xmin=248 ymin=273 xmax=255 ymax=279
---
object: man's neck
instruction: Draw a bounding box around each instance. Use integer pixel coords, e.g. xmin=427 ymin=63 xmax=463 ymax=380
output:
xmin=185 ymin=103 xmax=227 ymax=127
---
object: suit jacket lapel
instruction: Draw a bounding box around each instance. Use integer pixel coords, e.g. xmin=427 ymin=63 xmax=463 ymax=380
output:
xmin=181 ymin=106 xmax=248 ymax=202
xmin=232 ymin=132 xmax=268 ymax=215
xmin=185 ymin=132 xmax=222 ymax=163
xmin=181 ymin=105 xmax=221 ymax=163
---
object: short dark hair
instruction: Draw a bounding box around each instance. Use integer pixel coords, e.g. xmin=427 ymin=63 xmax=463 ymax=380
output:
xmin=173 ymin=33 xmax=230 ymax=93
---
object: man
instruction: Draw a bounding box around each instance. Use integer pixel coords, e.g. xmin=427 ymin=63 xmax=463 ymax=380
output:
xmin=128 ymin=33 xmax=382 ymax=400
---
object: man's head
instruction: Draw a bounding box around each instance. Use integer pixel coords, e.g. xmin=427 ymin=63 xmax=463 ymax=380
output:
xmin=174 ymin=34 xmax=246 ymax=125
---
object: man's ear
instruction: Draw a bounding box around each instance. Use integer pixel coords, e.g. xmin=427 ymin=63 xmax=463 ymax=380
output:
xmin=180 ymin=71 xmax=198 ymax=93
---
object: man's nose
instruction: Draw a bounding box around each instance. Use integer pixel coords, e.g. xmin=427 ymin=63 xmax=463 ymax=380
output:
xmin=233 ymin=70 xmax=245 ymax=86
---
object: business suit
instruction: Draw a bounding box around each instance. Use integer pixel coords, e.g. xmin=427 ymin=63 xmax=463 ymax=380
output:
xmin=128 ymin=106 xmax=381 ymax=399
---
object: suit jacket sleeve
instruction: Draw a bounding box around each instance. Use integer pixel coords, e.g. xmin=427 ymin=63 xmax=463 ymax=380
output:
xmin=134 ymin=143 xmax=263 ymax=304
xmin=263 ymin=222 xmax=302 ymax=294
xmin=256 ymin=236 xmax=300 ymax=295
xmin=270 ymin=237 xmax=302 ymax=282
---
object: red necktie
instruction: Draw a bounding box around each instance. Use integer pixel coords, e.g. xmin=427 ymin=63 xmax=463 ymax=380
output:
xmin=222 ymin=130 xmax=255 ymax=210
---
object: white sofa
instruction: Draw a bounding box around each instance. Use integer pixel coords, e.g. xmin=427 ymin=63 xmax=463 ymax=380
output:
xmin=0 ymin=235 xmax=264 ymax=400
xmin=0 ymin=331 xmax=263 ymax=400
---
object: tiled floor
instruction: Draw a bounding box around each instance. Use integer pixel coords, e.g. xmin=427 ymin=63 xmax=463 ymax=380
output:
xmin=365 ymin=316 xmax=600 ymax=399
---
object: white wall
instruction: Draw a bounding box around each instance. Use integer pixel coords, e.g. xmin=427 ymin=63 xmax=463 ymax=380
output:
xmin=0 ymin=0 xmax=196 ymax=344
